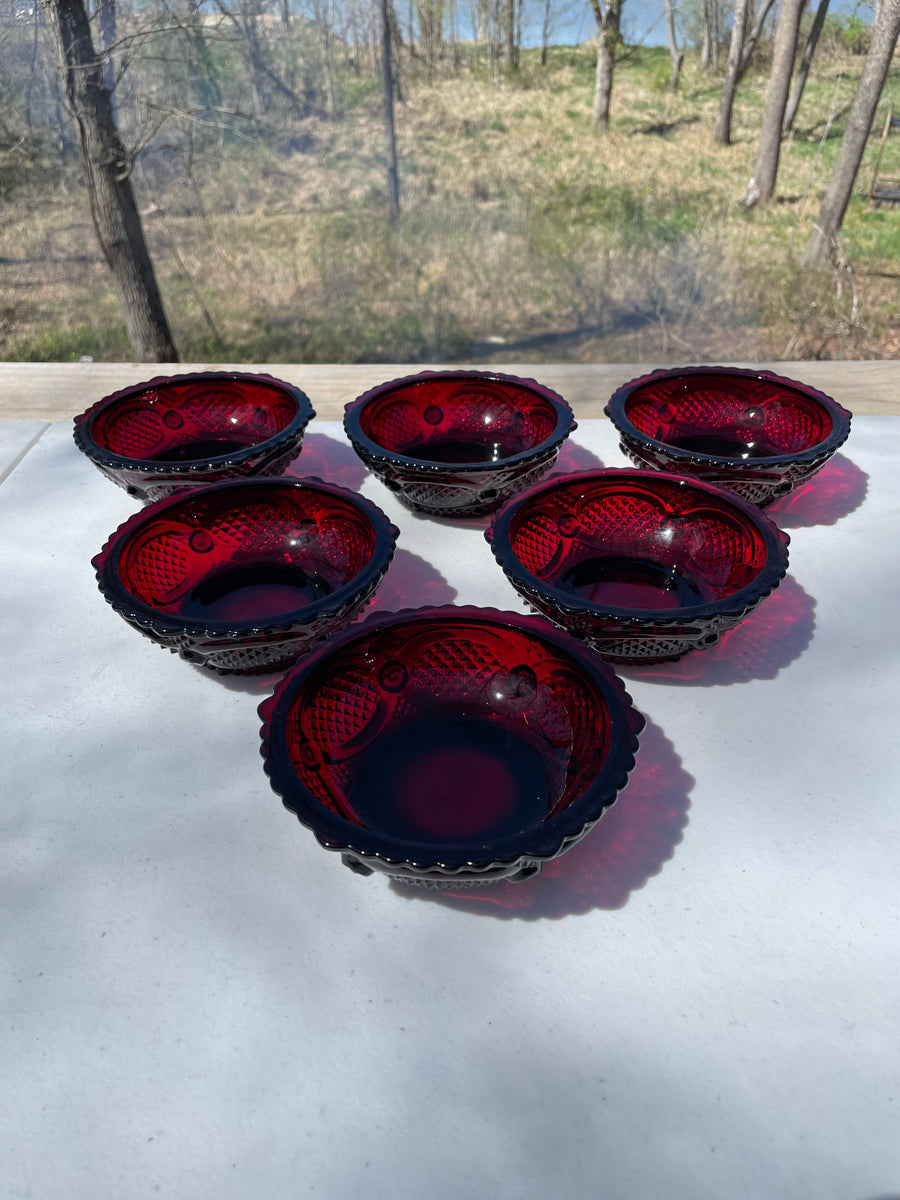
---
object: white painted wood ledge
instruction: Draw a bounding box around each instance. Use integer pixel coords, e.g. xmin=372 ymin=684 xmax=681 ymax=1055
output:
xmin=0 ymin=359 xmax=897 ymax=421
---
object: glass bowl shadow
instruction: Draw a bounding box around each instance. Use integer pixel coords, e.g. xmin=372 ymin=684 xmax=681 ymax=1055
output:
xmin=605 ymin=366 xmax=851 ymax=507
xmin=74 ymin=371 xmax=315 ymax=502
xmin=486 ymin=469 xmax=789 ymax=665
xmin=343 ymin=370 xmax=576 ymax=518
xmin=93 ymin=477 xmax=398 ymax=674
xmin=259 ymin=606 xmax=644 ymax=885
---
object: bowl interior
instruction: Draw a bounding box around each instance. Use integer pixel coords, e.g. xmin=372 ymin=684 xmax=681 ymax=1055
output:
xmin=89 ymin=378 xmax=298 ymax=462
xmin=358 ymin=377 xmax=560 ymax=465
xmin=280 ymin=616 xmax=616 ymax=846
xmin=622 ymin=372 xmax=835 ymax=459
xmin=115 ymin=482 xmax=380 ymax=624
xmin=504 ymin=474 xmax=771 ymax=611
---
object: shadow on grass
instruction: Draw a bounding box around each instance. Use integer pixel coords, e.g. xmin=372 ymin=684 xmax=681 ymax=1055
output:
xmin=470 ymin=311 xmax=654 ymax=360
xmin=628 ymin=115 xmax=701 ymax=137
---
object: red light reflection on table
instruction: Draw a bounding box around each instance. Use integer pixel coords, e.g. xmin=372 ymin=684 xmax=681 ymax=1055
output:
xmin=393 ymin=717 xmax=692 ymax=919
xmin=765 ymin=453 xmax=867 ymax=528
xmin=368 ymin=548 xmax=457 ymax=611
xmin=547 ymin=439 xmax=607 ymax=476
xmin=287 ymin=432 xmax=369 ymax=492
xmin=621 ymin=574 xmax=815 ymax=687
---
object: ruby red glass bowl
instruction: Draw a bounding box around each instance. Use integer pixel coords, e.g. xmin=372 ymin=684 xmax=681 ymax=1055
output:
xmin=259 ymin=606 xmax=644 ymax=885
xmin=343 ymin=370 xmax=576 ymax=517
xmin=605 ymin=367 xmax=851 ymax=506
xmin=74 ymin=371 xmax=315 ymax=501
xmin=487 ymin=469 xmax=789 ymax=664
xmin=93 ymin=478 xmax=398 ymax=673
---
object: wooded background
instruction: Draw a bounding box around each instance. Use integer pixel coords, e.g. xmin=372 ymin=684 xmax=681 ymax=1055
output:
xmin=2 ymin=0 xmax=899 ymax=362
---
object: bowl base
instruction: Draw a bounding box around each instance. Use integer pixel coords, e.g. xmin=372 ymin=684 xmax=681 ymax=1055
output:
xmin=181 ymin=565 xmax=332 ymax=622
xmin=341 ymin=853 xmax=544 ymax=886
xmin=556 ymin=556 xmax=710 ymax=610
xmin=581 ymin=629 xmax=723 ymax=664
xmin=348 ymin=717 xmax=552 ymax=844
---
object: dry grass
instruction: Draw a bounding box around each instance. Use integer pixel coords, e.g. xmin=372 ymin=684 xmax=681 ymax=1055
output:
xmin=1 ymin=43 xmax=898 ymax=362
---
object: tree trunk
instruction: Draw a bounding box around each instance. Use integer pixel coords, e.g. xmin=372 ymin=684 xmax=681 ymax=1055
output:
xmin=591 ymin=0 xmax=623 ymax=134
xmin=389 ymin=2 xmax=405 ymax=102
xmin=278 ymin=0 xmax=297 ymax=101
xmin=315 ymin=0 xmax=338 ymax=116
xmin=709 ymin=0 xmax=719 ymax=71
xmin=25 ymin=5 xmax=42 ymax=138
xmin=97 ymin=0 xmax=116 ymax=98
xmin=380 ymin=0 xmax=401 ymax=225
xmin=44 ymin=0 xmax=178 ymax=361
xmin=782 ymin=0 xmax=830 ymax=133
xmin=713 ymin=0 xmax=748 ymax=144
xmin=449 ymin=0 xmax=460 ymax=70
xmin=738 ymin=0 xmax=778 ymax=75
xmin=713 ymin=0 xmax=780 ymax=145
xmin=503 ymin=0 xmax=517 ymax=68
xmin=541 ymin=0 xmax=552 ymax=64
xmin=664 ymin=0 xmax=683 ymax=93
xmin=737 ymin=0 xmax=805 ymax=208
xmin=213 ymin=0 xmax=321 ymax=119
xmin=417 ymin=0 xmax=438 ymax=84
xmin=488 ymin=0 xmax=501 ymax=87
xmin=184 ymin=0 xmax=222 ymax=111
xmin=804 ymin=0 xmax=900 ymax=266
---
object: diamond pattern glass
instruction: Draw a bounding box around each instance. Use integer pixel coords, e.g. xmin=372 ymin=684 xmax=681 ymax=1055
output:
xmin=487 ymin=469 xmax=789 ymax=663
xmin=93 ymin=478 xmax=398 ymax=673
xmin=260 ymin=607 xmax=644 ymax=884
xmin=74 ymin=372 xmax=315 ymax=501
xmin=344 ymin=371 xmax=576 ymax=517
xmin=605 ymin=368 xmax=851 ymax=506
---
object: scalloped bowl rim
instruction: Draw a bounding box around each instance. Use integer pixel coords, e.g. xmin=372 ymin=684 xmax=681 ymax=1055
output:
xmin=73 ymin=370 xmax=316 ymax=474
xmin=604 ymin=365 xmax=851 ymax=467
xmin=343 ymin=369 xmax=577 ymax=475
xmin=486 ymin=468 xmax=790 ymax=626
xmin=92 ymin=476 xmax=399 ymax=640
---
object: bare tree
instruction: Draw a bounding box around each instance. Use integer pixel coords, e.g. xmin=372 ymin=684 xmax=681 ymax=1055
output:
xmin=417 ymin=0 xmax=442 ymax=83
xmin=737 ymin=0 xmax=779 ymax=76
xmin=713 ymin=0 xmax=777 ymax=145
xmin=804 ymin=0 xmax=900 ymax=266
xmin=713 ymin=0 xmax=749 ymax=143
xmin=211 ymin=0 xmax=322 ymax=120
xmin=380 ymin=0 xmax=400 ymax=224
xmin=700 ymin=0 xmax=720 ymax=72
xmin=782 ymin=0 xmax=830 ymax=133
xmin=448 ymin=0 xmax=459 ymax=70
xmin=44 ymin=0 xmax=178 ymax=361
xmin=664 ymin=0 xmax=683 ymax=93
xmin=313 ymin=0 xmax=338 ymax=115
xmin=502 ymin=0 xmax=515 ymax=66
xmin=488 ymin=0 xmax=502 ymax=86
xmin=96 ymin=0 xmax=115 ymax=97
xmin=738 ymin=0 xmax=805 ymax=208
xmin=541 ymin=0 xmax=552 ymax=64
xmin=590 ymin=0 xmax=624 ymax=133
xmin=182 ymin=0 xmax=222 ymax=112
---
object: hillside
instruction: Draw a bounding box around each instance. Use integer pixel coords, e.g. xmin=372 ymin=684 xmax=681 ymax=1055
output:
xmin=1 ymin=41 xmax=898 ymax=362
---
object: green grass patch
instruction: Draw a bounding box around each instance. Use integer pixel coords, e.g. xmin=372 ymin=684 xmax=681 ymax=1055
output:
xmin=2 ymin=38 xmax=898 ymax=365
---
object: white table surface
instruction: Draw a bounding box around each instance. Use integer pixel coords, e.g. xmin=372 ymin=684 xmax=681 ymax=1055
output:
xmin=0 ymin=421 xmax=49 ymax=484
xmin=1 ymin=418 xmax=898 ymax=1200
